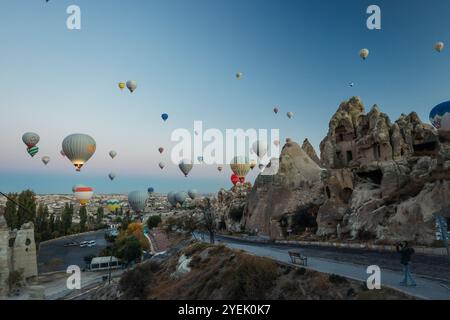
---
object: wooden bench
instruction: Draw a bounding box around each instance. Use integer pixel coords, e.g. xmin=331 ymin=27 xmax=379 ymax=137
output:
xmin=288 ymin=251 xmax=307 ymax=266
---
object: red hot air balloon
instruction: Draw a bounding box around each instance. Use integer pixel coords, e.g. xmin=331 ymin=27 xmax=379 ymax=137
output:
xmin=231 ymin=174 xmax=239 ymax=186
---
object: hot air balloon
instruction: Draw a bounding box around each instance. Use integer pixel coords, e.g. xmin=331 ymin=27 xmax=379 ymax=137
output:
xmin=72 ymin=184 xmax=85 ymax=193
xmin=108 ymin=172 xmax=116 ymax=180
xmin=128 ymin=190 xmax=148 ymax=213
xmin=167 ymin=192 xmax=177 ymax=206
xmin=148 ymin=187 xmax=154 ymax=194
xmin=230 ymin=156 xmax=251 ymax=179
xmin=161 ymin=113 xmax=169 ymax=122
xmin=158 ymin=147 xmax=164 ymax=154
xmin=109 ymin=150 xmax=117 ymax=159
xmin=126 ymin=80 xmax=137 ymax=93
xmin=62 ymin=134 xmax=96 ymax=171
xmin=349 ymin=82 xmax=354 ymax=87
xmin=274 ymin=107 xmax=279 ymax=114
xmin=217 ymin=166 xmax=223 ymax=172
xmin=179 ymin=159 xmax=193 ymax=177
xmin=74 ymin=186 xmax=94 ymax=206
xmin=22 ymin=132 xmax=40 ymax=157
xmin=252 ymin=140 xmax=268 ymax=158
xmin=197 ymin=155 xmax=204 ymax=163
xmin=118 ymin=82 xmax=126 ymax=90
xmin=236 ymin=72 xmax=243 ymax=80
xmin=359 ymin=48 xmax=369 ymax=60
xmin=435 ymin=42 xmax=444 ymax=53
xmin=158 ymin=162 xmax=165 ymax=169
xmin=430 ymin=101 xmax=450 ymax=130
xmin=106 ymin=199 xmax=121 ymax=213
xmin=231 ymin=174 xmax=239 ymax=186
xmin=188 ymin=189 xmax=198 ymax=200
xmin=60 ymin=149 xmax=66 ymax=157
xmin=175 ymin=191 xmax=188 ymax=205
xmin=41 ymin=156 xmax=50 ymax=165
xmin=273 ymin=140 xmax=280 ymax=147
xmin=287 ymin=112 xmax=294 ymax=119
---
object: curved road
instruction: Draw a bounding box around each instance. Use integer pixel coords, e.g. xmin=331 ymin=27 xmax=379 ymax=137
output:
xmin=196 ymin=233 xmax=450 ymax=300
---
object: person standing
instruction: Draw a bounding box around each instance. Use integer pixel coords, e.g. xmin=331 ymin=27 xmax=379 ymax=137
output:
xmin=396 ymin=241 xmax=417 ymax=286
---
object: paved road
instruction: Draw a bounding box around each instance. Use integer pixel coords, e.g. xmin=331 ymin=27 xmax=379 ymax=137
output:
xmin=38 ymin=230 xmax=109 ymax=274
xmin=196 ymin=233 xmax=450 ymax=300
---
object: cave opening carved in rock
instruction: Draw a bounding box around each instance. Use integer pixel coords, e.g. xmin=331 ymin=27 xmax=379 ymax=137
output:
xmin=356 ymin=169 xmax=383 ymax=185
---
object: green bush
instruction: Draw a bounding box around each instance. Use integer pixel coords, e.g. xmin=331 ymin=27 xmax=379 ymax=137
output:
xmin=119 ymin=262 xmax=160 ymax=299
xmin=147 ymin=215 xmax=162 ymax=229
xmin=328 ymin=274 xmax=349 ymax=285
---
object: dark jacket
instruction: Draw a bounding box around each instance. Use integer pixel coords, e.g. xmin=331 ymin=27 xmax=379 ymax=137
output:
xmin=397 ymin=246 xmax=415 ymax=265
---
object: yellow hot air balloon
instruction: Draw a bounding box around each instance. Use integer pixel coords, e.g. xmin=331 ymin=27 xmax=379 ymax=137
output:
xmin=230 ymin=156 xmax=251 ymax=178
xmin=118 ymin=82 xmax=126 ymax=90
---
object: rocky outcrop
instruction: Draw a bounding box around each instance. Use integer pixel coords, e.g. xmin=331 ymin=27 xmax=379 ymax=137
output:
xmin=243 ymin=141 xmax=324 ymax=239
xmin=302 ymin=139 xmax=321 ymax=166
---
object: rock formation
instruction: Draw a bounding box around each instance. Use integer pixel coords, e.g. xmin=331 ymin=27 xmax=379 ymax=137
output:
xmin=212 ymin=97 xmax=450 ymax=245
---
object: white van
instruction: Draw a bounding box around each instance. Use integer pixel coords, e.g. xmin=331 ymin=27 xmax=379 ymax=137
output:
xmin=79 ymin=241 xmax=89 ymax=248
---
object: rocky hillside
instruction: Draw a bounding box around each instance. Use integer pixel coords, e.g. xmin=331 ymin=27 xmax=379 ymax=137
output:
xmin=213 ymin=97 xmax=450 ymax=245
xmin=87 ymin=240 xmax=412 ymax=300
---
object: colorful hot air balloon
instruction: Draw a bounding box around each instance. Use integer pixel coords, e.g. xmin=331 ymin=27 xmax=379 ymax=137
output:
xmin=230 ymin=156 xmax=251 ymax=179
xmin=175 ymin=191 xmax=188 ymax=205
xmin=231 ymin=174 xmax=239 ymax=186
xmin=148 ymin=187 xmax=154 ymax=194
xmin=41 ymin=156 xmax=50 ymax=165
xmin=128 ymin=190 xmax=148 ymax=213
xmin=252 ymin=140 xmax=268 ymax=158
xmin=287 ymin=112 xmax=294 ymax=119
xmin=74 ymin=186 xmax=94 ymax=206
xmin=161 ymin=113 xmax=169 ymax=122
xmin=359 ymin=48 xmax=369 ymax=60
xmin=435 ymin=42 xmax=444 ymax=53
xmin=118 ymin=82 xmax=126 ymax=90
xmin=108 ymin=172 xmax=116 ymax=180
xmin=62 ymin=134 xmax=96 ymax=172
xmin=109 ymin=150 xmax=117 ymax=159
xmin=188 ymin=189 xmax=198 ymax=200
xmin=22 ymin=132 xmax=40 ymax=157
xmin=106 ymin=199 xmax=121 ymax=213
xmin=158 ymin=147 xmax=164 ymax=154
xmin=236 ymin=72 xmax=243 ymax=80
xmin=430 ymin=101 xmax=450 ymax=130
xmin=158 ymin=162 xmax=165 ymax=169
xmin=179 ymin=159 xmax=193 ymax=177
xmin=126 ymin=80 xmax=137 ymax=93
xmin=274 ymin=107 xmax=279 ymax=114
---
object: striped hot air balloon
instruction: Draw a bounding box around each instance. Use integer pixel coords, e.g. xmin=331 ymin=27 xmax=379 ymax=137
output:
xmin=74 ymin=186 xmax=94 ymax=206
xmin=22 ymin=132 xmax=40 ymax=157
xmin=128 ymin=190 xmax=148 ymax=213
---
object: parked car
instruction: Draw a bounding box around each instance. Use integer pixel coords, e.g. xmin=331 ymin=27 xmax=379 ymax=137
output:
xmin=64 ymin=241 xmax=78 ymax=247
xmin=87 ymin=240 xmax=96 ymax=247
xmin=79 ymin=241 xmax=89 ymax=248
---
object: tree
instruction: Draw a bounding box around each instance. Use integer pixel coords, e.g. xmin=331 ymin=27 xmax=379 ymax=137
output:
xmin=3 ymin=193 xmax=18 ymax=229
xmin=79 ymin=206 xmax=88 ymax=232
xmin=116 ymin=235 xmax=142 ymax=264
xmin=61 ymin=203 xmax=73 ymax=235
xmin=202 ymin=198 xmax=216 ymax=244
xmin=96 ymin=207 xmax=104 ymax=225
xmin=49 ymin=213 xmax=55 ymax=233
xmin=35 ymin=204 xmax=50 ymax=242
xmin=146 ymin=215 xmax=162 ymax=230
xmin=16 ymin=190 xmax=37 ymax=227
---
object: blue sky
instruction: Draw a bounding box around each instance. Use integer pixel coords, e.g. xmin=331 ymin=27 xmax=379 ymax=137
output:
xmin=1 ymin=0 xmax=450 ymax=194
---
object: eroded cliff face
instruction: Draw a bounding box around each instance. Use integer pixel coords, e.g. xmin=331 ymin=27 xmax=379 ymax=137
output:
xmin=212 ymin=97 xmax=450 ymax=245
